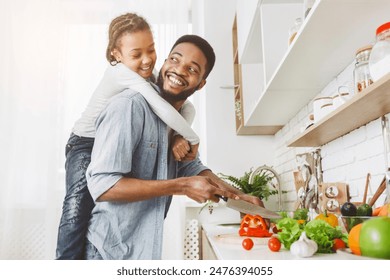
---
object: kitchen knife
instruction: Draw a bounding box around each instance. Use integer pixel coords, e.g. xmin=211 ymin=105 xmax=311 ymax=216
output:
xmin=218 ymin=196 xmax=281 ymax=219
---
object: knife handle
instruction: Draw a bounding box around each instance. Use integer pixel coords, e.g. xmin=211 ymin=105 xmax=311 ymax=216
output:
xmin=215 ymin=194 xmax=228 ymax=202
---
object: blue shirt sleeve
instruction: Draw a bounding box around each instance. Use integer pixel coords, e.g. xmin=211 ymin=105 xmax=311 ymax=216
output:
xmin=177 ymin=156 xmax=210 ymax=178
xmin=86 ymin=90 xmax=143 ymax=201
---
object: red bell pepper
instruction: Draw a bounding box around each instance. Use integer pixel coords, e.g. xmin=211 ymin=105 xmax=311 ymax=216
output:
xmin=239 ymin=214 xmax=272 ymax=238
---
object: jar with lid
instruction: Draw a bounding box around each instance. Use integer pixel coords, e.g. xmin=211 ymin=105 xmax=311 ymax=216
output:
xmin=369 ymin=22 xmax=390 ymax=82
xmin=288 ymin=18 xmax=302 ymax=46
xmin=354 ymin=45 xmax=373 ymax=93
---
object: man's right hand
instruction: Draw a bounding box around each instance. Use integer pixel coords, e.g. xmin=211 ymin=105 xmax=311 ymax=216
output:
xmin=179 ymin=176 xmax=239 ymax=203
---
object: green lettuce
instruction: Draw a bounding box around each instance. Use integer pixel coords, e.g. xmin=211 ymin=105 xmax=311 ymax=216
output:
xmin=276 ymin=217 xmax=304 ymax=250
xmin=304 ymin=219 xmax=348 ymax=253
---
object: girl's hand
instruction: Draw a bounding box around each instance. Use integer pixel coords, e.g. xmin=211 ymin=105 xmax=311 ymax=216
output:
xmin=171 ymin=135 xmax=199 ymax=161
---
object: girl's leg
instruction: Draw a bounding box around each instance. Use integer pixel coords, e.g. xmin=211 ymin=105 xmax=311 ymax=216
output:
xmin=56 ymin=134 xmax=95 ymax=259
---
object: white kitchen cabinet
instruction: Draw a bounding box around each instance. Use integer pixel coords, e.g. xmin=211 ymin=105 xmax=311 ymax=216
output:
xmin=234 ymin=0 xmax=390 ymax=136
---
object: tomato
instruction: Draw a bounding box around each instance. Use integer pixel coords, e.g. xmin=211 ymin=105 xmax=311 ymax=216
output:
xmin=359 ymin=217 xmax=390 ymax=259
xmin=332 ymin=238 xmax=346 ymax=251
xmin=268 ymin=237 xmax=281 ymax=252
xmin=242 ymin=238 xmax=254 ymax=250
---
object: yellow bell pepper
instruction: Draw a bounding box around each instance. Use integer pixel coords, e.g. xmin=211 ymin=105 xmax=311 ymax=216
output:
xmin=315 ymin=210 xmax=338 ymax=227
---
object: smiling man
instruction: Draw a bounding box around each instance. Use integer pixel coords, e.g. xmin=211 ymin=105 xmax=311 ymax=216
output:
xmin=84 ymin=35 xmax=262 ymax=260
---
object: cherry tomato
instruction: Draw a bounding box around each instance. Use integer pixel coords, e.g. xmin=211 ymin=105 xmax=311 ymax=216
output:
xmin=268 ymin=237 xmax=281 ymax=252
xmin=332 ymin=238 xmax=346 ymax=251
xmin=242 ymin=238 xmax=254 ymax=250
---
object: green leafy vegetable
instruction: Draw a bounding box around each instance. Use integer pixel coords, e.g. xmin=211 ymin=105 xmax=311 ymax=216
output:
xmin=304 ymin=220 xmax=348 ymax=253
xmin=276 ymin=218 xmax=304 ymax=250
xmin=293 ymin=208 xmax=309 ymax=221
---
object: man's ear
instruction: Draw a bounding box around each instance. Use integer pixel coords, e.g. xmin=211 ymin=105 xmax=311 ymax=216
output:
xmin=196 ymin=79 xmax=206 ymax=91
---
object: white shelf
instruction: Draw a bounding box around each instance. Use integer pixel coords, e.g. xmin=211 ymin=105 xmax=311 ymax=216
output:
xmin=245 ymin=0 xmax=390 ymax=128
xmin=287 ymin=73 xmax=390 ymax=147
xmin=239 ymin=4 xmax=262 ymax=64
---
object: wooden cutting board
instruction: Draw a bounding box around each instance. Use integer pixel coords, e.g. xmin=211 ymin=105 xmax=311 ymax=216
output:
xmin=215 ymin=233 xmax=273 ymax=245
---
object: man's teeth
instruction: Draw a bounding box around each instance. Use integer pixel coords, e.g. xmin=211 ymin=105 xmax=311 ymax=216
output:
xmin=169 ymin=76 xmax=183 ymax=85
xmin=141 ymin=66 xmax=151 ymax=70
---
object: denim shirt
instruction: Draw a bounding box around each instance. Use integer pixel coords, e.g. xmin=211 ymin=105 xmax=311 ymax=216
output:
xmin=86 ymin=89 xmax=208 ymax=260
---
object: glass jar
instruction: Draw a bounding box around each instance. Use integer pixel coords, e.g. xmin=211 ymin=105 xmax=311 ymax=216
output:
xmin=354 ymin=45 xmax=373 ymax=93
xmin=369 ymin=22 xmax=390 ymax=82
xmin=288 ymin=18 xmax=302 ymax=46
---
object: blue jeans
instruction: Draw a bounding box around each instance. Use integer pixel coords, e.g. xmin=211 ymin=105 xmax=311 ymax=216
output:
xmin=84 ymin=239 xmax=103 ymax=260
xmin=56 ymin=133 xmax=95 ymax=259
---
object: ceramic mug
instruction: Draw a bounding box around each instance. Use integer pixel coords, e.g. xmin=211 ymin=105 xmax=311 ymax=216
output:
xmin=332 ymin=86 xmax=350 ymax=110
xmin=313 ymin=96 xmax=332 ymax=122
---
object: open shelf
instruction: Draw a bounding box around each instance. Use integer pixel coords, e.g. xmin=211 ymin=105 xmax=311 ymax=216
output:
xmin=232 ymin=13 xmax=283 ymax=135
xmin=245 ymin=0 xmax=390 ymax=127
xmin=287 ymin=73 xmax=390 ymax=147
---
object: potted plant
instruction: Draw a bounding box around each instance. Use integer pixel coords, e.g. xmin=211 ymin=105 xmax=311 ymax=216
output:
xmin=218 ymin=168 xmax=279 ymax=201
xmin=200 ymin=167 xmax=281 ymax=215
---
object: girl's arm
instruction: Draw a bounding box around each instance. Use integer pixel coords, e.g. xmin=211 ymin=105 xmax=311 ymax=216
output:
xmin=111 ymin=64 xmax=200 ymax=145
xmin=171 ymin=100 xmax=199 ymax=161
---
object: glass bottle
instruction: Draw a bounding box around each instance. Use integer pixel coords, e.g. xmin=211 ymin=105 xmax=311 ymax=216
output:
xmin=369 ymin=22 xmax=390 ymax=82
xmin=354 ymin=45 xmax=373 ymax=93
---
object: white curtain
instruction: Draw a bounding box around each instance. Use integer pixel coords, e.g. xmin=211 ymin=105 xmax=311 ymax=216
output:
xmin=0 ymin=0 xmax=191 ymax=259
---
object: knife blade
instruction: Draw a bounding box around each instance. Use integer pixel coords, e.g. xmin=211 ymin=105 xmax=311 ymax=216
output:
xmin=219 ymin=196 xmax=281 ymax=219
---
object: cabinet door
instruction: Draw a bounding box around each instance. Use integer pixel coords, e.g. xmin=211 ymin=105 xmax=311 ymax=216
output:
xmin=201 ymin=229 xmax=217 ymax=260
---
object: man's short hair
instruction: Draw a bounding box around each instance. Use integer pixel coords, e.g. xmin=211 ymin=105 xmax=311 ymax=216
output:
xmin=170 ymin=35 xmax=216 ymax=79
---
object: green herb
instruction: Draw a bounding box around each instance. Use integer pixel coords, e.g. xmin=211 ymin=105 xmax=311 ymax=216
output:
xmin=218 ymin=169 xmax=278 ymax=201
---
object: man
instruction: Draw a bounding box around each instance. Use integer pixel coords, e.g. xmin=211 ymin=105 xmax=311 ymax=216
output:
xmin=85 ymin=35 xmax=261 ymax=260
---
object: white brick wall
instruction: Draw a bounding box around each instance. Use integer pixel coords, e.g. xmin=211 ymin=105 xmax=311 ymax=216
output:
xmin=274 ymin=62 xmax=389 ymax=210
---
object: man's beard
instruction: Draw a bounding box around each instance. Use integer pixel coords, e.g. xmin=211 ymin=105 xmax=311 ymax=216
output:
xmin=156 ymin=71 xmax=197 ymax=103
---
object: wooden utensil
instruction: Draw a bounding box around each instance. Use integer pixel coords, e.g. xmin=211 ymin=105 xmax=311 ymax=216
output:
xmin=293 ymin=171 xmax=305 ymax=209
xmin=293 ymin=171 xmax=305 ymax=191
xmin=368 ymin=176 xmax=386 ymax=207
xmin=362 ymin=173 xmax=371 ymax=204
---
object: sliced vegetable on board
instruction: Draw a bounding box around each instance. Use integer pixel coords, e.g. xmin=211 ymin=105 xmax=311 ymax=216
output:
xmin=239 ymin=214 xmax=272 ymax=238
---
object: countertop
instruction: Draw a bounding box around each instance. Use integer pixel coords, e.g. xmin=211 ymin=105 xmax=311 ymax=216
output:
xmin=201 ymin=223 xmax=368 ymax=260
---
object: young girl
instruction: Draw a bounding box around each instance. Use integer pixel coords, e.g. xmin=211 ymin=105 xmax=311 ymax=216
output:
xmin=56 ymin=13 xmax=199 ymax=259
